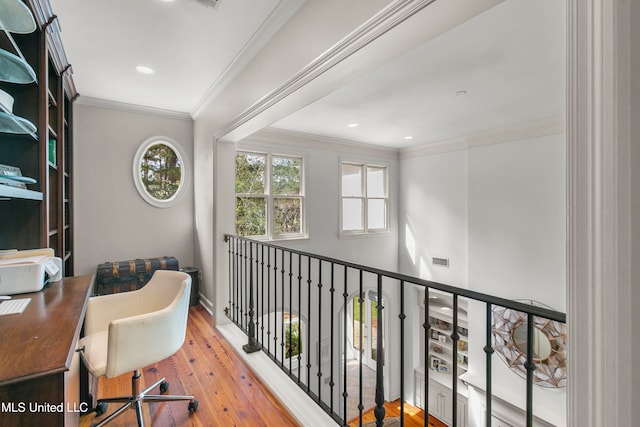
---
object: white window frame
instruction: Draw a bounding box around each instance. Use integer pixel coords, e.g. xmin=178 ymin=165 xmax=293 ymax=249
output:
xmin=235 ymin=150 xmax=306 ymax=241
xmin=340 ymin=161 xmax=389 ymax=237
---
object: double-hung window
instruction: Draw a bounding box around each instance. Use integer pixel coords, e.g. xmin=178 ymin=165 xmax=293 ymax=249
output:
xmin=341 ymin=162 xmax=388 ymax=235
xmin=235 ymin=151 xmax=305 ymax=239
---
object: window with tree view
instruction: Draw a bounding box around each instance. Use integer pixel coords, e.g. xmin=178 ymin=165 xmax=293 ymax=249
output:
xmin=235 ymin=151 xmax=304 ymax=239
xmin=140 ymin=144 xmax=181 ymax=201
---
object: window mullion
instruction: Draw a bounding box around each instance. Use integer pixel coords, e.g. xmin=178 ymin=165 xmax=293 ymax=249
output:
xmin=266 ymin=153 xmax=273 ymax=239
xmin=362 ymin=165 xmax=368 ymax=232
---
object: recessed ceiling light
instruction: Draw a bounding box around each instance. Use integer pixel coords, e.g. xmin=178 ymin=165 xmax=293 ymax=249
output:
xmin=347 ymin=123 xmax=359 ymax=128
xmin=404 ymin=136 xmax=413 ymax=140
xmin=136 ymin=66 xmax=155 ymax=75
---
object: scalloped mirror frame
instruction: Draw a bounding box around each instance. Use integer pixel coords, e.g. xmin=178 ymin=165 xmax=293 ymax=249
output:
xmin=132 ymin=136 xmax=190 ymax=208
xmin=491 ymin=304 xmax=567 ymax=388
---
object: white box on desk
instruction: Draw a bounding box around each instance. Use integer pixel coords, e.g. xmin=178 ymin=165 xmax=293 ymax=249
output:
xmin=0 ymin=249 xmax=62 ymax=295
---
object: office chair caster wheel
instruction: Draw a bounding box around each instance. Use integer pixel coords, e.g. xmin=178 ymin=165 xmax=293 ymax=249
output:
xmin=95 ymin=402 xmax=108 ymax=416
xmin=160 ymin=380 xmax=169 ymax=393
xmin=188 ymin=400 xmax=199 ymax=413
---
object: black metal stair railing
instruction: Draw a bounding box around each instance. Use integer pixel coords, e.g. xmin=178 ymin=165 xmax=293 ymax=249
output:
xmin=224 ymin=234 xmax=566 ymax=427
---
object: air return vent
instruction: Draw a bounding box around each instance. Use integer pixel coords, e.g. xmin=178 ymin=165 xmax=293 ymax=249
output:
xmin=432 ymin=257 xmax=449 ymax=267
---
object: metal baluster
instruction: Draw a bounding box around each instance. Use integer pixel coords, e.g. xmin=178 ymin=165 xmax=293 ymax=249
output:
xmin=399 ymin=280 xmax=406 ymax=427
xmin=330 ymin=262 xmax=336 ymax=415
xmin=451 ymin=295 xmax=459 ymax=427
xmin=261 ymin=244 xmax=265 ymax=347
xmin=255 ymin=243 xmax=261 ymax=347
xmin=525 ymin=313 xmax=535 ymax=427
xmin=240 ymin=239 xmax=244 ymax=329
xmin=226 ymin=236 xmax=232 ymax=320
xmin=231 ymin=237 xmax=236 ymax=322
xmin=374 ymin=274 xmax=385 ymax=427
xmin=485 ymin=303 xmax=494 ymax=427
xmin=307 ymin=256 xmax=312 ymax=393
xmin=242 ymin=241 xmax=260 ymax=353
xmin=267 ymin=247 xmax=271 ymax=355
xmin=273 ymin=248 xmax=279 ymax=358
xmin=318 ymin=260 xmax=323 ymax=401
xmin=281 ymin=249 xmax=286 ymax=367
xmin=289 ymin=251 xmax=293 ymax=375
xmin=342 ymin=266 xmax=349 ymax=426
xmin=358 ymin=270 xmax=364 ymax=426
xmin=298 ymin=253 xmax=303 ymax=384
xmin=424 ymin=287 xmax=430 ymax=427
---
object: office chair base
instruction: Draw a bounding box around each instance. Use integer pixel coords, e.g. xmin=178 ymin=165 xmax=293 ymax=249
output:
xmin=91 ymin=370 xmax=197 ymax=427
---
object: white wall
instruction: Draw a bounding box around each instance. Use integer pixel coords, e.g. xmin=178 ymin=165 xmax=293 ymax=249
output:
xmin=73 ymin=102 xmax=195 ymax=276
xmin=466 ymin=133 xmax=566 ymax=426
xmin=238 ymin=131 xmax=399 ymax=273
xmin=397 ymin=130 xmax=566 ymax=425
xmin=399 ymin=149 xmax=469 ymax=286
xmin=467 ymin=134 xmax=565 ymax=306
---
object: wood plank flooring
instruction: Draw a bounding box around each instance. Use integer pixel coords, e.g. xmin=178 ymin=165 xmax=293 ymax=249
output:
xmin=349 ymin=400 xmax=447 ymax=427
xmin=80 ymin=305 xmax=300 ymax=427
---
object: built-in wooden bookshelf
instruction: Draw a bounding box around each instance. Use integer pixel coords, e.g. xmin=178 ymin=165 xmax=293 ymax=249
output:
xmin=0 ymin=0 xmax=76 ymax=276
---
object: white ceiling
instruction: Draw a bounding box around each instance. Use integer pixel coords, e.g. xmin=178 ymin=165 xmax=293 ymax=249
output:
xmin=50 ymin=0 xmax=564 ymax=149
xmin=270 ymin=0 xmax=565 ymax=148
xmin=50 ymin=0 xmax=297 ymax=114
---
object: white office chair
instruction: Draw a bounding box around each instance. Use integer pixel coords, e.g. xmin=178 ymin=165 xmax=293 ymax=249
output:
xmin=79 ymin=270 xmax=198 ymax=426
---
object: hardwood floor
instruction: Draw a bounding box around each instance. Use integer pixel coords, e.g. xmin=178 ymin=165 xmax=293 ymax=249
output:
xmin=80 ymin=305 xmax=300 ymax=427
xmin=349 ymin=399 xmax=447 ymax=427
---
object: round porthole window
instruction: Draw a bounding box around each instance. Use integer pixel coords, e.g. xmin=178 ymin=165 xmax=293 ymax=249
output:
xmin=133 ymin=136 xmax=189 ymax=208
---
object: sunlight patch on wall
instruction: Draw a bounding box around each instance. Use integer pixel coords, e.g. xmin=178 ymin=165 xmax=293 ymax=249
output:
xmin=405 ymin=223 xmax=416 ymax=265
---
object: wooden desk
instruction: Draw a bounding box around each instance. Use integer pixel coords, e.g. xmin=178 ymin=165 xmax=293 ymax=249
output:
xmin=0 ymin=275 xmax=93 ymax=426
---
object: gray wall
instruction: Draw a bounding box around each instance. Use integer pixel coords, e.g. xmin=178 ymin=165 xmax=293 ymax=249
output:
xmin=73 ymin=102 xmax=195 ymax=276
xmin=631 ymin=0 xmax=640 ymax=421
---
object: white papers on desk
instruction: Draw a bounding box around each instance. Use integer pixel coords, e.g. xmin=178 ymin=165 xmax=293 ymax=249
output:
xmin=0 ymin=298 xmax=30 ymax=315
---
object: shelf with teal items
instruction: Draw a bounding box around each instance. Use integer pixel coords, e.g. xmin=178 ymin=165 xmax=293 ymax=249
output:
xmin=0 ymin=2 xmax=39 ymax=138
xmin=0 ymin=110 xmax=36 ymax=135
xmin=0 ymin=184 xmax=42 ymax=200
xmin=0 ymin=0 xmax=38 ymax=35
xmin=0 ymin=45 xmax=36 ymax=84
xmin=0 ymin=22 xmax=38 ymax=85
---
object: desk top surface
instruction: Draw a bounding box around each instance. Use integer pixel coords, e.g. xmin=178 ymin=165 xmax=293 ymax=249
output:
xmin=0 ymin=275 xmax=93 ymax=386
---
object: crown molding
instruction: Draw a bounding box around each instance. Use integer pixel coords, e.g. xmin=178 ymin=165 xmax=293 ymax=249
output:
xmin=215 ymin=0 xmax=437 ymax=140
xmin=250 ymin=116 xmax=565 ymax=161
xmin=76 ymin=96 xmax=192 ymax=121
xmin=190 ymin=0 xmax=306 ymax=119
xmin=399 ymin=116 xmax=565 ymax=159
xmin=245 ymin=127 xmax=399 ymax=160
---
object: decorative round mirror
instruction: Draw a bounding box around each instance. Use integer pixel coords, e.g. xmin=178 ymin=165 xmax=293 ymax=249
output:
xmin=492 ymin=303 xmax=566 ymax=388
xmin=133 ymin=136 xmax=189 ymax=208
xmin=511 ymin=323 xmax=552 ymax=361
